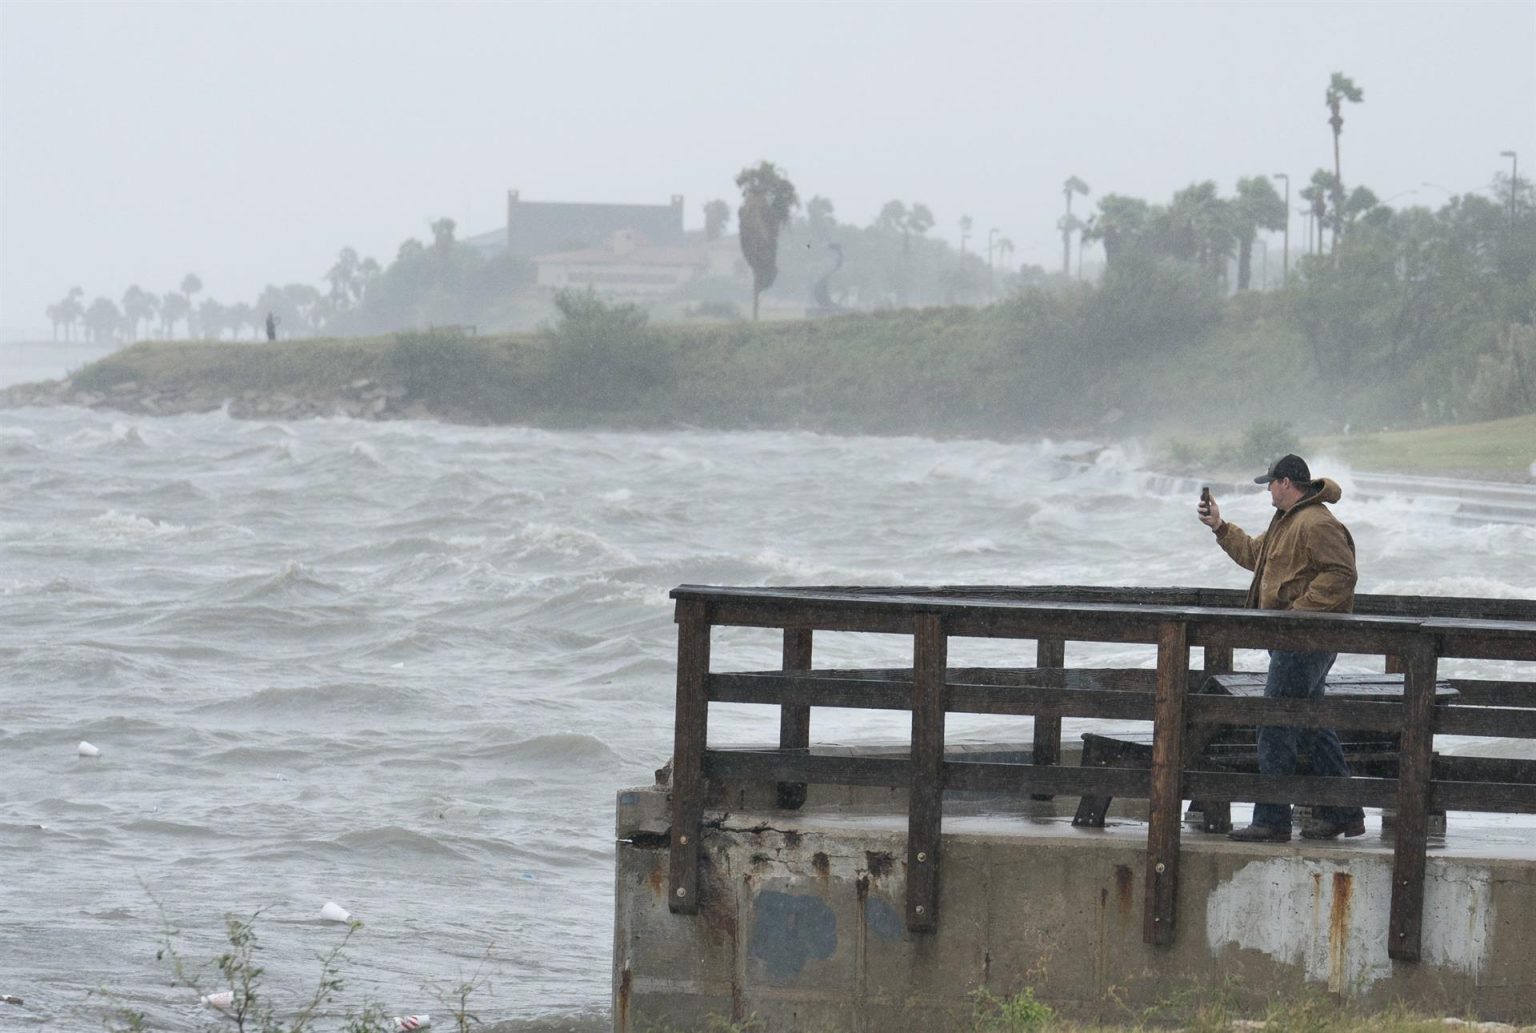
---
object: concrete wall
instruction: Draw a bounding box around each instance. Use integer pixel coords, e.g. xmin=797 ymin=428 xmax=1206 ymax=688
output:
xmin=613 ymin=784 xmax=1536 ymax=1031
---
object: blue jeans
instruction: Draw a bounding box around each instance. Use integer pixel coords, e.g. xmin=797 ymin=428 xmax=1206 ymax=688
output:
xmin=1252 ymin=650 xmax=1366 ymax=830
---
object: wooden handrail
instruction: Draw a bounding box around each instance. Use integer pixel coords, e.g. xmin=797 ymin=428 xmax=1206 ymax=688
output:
xmin=665 ymin=584 xmax=1536 ymax=965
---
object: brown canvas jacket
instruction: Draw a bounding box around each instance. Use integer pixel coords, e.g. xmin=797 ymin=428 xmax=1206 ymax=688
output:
xmin=1214 ymin=478 xmax=1357 ymax=613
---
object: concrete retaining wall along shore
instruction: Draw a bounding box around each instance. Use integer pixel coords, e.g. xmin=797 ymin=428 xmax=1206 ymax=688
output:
xmin=613 ymin=784 xmax=1536 ymax=1031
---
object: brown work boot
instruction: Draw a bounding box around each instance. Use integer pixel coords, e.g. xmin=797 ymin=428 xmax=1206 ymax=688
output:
xmin=1228 ymin=824 xmax=1291 ymax=843
xmin=1300 ymin=817 xmax=1367 ymax=840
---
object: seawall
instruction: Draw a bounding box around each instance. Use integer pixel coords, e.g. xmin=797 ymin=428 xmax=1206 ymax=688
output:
xmin=614 ymin=780 xmax=1536 ymax=1031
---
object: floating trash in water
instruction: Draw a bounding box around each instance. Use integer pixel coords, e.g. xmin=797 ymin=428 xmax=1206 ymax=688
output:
xmin=392 ymin=1016 xmax=430 ymax=1031
xmin=390 ymin=662 xmax=405 ymax=669
xmin=2 ymin=994 xmax=24 ymax=1006
xmin=77 ymin=741 xmax=101 ymax=758
xmin=319 ymin=901 xmax=351 ymax=923
xmin=520 ymin=871 xmax=535 ymax=881
xmin=200 ymin=990 xmax=234 ymax=1009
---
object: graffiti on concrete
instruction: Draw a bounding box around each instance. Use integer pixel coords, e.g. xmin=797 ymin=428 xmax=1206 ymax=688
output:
xmin=748 ymin=891 xmax=838 ymax=982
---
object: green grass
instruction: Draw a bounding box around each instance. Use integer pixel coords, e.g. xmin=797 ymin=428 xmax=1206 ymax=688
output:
xmin=1307 ymin=412 xmax=1536 ymax=479
xmin=643 ymin=989 xmax=1481 ymax=1032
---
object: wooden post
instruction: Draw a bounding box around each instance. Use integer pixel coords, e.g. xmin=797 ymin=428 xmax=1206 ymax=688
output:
xmin=1192 ymin=642 xmax=1234 ymax=831
xmin=668 ymin=600 xmax=711 ymax=914
xmin=777 ymin=628 xmax=813 ymax=809
xmin=1031 ymin=636 xmax=1066 ymax=800
xmin=1144 ymin=621 xmax=1188 ymax=946
xmin=907 ymin=614 xmax=947 ymax=933
xmin=1385 ymin=653 xmax=1404 ymax=674
xmin=1389 ymin=637 xmax=1438 ymax=961
xmin=1202 ymin=644 xmax=1233 ymax=675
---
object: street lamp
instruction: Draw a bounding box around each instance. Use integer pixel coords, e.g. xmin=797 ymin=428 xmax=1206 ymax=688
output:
xmin=1272 ymin=173 xmax=1290 ymax=288
xmin=1501 ymin=151 xmax=1519 ymax=221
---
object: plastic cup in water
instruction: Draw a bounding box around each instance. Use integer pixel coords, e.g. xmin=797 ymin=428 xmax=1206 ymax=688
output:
xmin=201 ymin=990 xmax=234 ymax=1009
xmin=393 ymin=1016 xmax=430 ymax=1031
xmin=319 ymin=901 xmax=351 ymax=923
xmin=77 ymin=741 xmax=101 ymax=758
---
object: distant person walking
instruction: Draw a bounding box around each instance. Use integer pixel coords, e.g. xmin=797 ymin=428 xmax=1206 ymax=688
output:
xmin=265 ymin=311 xmax=279 ymax=342
xmin=1198 ymin=453 xmax=1366 ymax=843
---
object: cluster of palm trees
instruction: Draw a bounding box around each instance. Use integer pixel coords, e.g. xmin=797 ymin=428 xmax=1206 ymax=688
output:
xmin=1057 ymin=72 xmax=1371 ymax=290
xmin=45 ymin=275 xmax=223 ymax=343
xmin=43 ymin=243 xmax=391 ymax=345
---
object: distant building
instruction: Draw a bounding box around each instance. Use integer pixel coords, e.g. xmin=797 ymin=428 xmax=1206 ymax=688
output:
xmin=533 ymin=230 xmax=744 ymax=298
xmin=463 ymin=190 xmax=688 ymax=260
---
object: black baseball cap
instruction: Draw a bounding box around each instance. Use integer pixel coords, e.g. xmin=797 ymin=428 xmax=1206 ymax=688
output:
xmin=1254 ymin=453 xmax=1313 ymax=485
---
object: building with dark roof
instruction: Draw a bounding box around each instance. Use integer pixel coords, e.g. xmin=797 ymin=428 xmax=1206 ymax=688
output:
xmin=465 ymin=190 xmax=687 ymax=260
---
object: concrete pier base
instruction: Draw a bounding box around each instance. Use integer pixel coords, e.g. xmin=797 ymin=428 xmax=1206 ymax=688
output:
xmin=613 ymin=782 xmax=1536 ymax=1031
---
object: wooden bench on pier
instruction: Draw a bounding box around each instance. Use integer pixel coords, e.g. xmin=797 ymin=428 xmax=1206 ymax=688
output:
xmin=1072 ymin=672 xmax=1459 ymax=830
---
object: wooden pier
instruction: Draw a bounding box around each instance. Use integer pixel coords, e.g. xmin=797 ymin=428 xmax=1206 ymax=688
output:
xmin=663 ymin=585 xmax=1536 ymax=963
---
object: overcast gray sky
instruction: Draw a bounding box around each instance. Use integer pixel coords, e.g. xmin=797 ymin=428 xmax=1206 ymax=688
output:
xmin=2 ymin=0 xmax=1533 ymax=339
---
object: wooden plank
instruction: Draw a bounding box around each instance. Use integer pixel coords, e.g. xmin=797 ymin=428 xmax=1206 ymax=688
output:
xmin=672 ymin=583 xmax=1536 ymax=624
xmin=1434 ymin=705 xmax=1536 ymax=739
xmin=705 ymin=749 xmax=910 ymax=787
xmin=702 ymin=749 xmax=1154 ymax=797
xmin=907 ymin=614 xmax=947 ymax=933
xmin=1032 ymin=637 xmax=1066 ymax=801
xmin=1145 ymin=621 xmax=1188 ymax=947
xmin=776 ymin=629 xmax=814 ymax=810
xmin=1444 ymin=679 xmax=1536 ymax=706
xmin=709 ymin=672 xmax=1157 ymax=719
xmin=709 ymin=672 xmax=909 ymax=709
xmin=1183 ymin=771 xmax=1397 ymax=809
xmin=668 ymin=600 xmax=711 ymax=915
xmin=950 ymin=684 xmax=1155 ymax=720
xmin=1430 ymin=780 xmax=1536 ymax=814
xmin=1186 ymin=696 xmax=1408 ymax=733
xmin=1389 ymin=639 xmax=1438 ymax=962
xmin=944 ymin=761 xmax=1150 ymax=797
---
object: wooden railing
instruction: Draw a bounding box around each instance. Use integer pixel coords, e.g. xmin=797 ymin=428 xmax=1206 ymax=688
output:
xmin=665 ymin=585 xmax=1536 ymax=963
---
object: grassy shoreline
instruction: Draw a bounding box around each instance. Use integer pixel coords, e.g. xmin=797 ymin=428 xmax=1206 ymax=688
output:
xmin=5 ymin=328 xmax=1533 ymax=482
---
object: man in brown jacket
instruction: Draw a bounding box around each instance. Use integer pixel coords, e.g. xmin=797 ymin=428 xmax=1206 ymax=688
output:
xmin=1198 ymin=453 xmax=1367 ymax=843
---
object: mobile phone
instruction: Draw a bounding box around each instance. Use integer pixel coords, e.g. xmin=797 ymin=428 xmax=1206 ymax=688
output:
xmin=1199 ymin=486 xmax=1212 ymax=514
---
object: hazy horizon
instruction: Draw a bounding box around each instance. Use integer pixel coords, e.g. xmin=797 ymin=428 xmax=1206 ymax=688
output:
xmin=2 ymin=0 xmax=1533 ymax=341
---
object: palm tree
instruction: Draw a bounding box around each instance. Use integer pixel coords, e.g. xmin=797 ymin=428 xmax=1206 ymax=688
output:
xmin=1083 ymin=195 xmax=1151 ymax=269
xmin=122 ymin=285 xmax=157 ymax=341
xmin=735 ymin=160 xmax=799 ymax=320
xmin=1164 ymin=181 xmax=1233 ymax=284
xmin=1232 ymin=177 xmax=1287 ymax=290
xmin=181 ymin=274 xmax=203 ymax=336
xmin=1325 ymin=72 xmax=1363 ymax=251
xmin=160 ymin=291 xmax=189 ymax=339
xmin=995 ymin=236 xmax=1016 ymax=281
xmin=1061 ymin=176 xmax=1090 ymax=274
xmin=326 ymin=247 xmax=361 ymax=309
xmin=703 ymin=199 xmax=731 ymax=241
xmin=197 ymin=298 xmax=226 ymax=340
xmin=59 ymin=287 xmax=85 ymax=341
xmin=805 ymin=195 xmax=836 ymax=238
xmin=83 ymin=297 xmax=123 ymax=343
xmin=1300 ymin=170 xmax=1337 ymax=255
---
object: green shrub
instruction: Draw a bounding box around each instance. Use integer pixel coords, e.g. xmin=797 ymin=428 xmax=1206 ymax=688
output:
xmin=971 ymin=986 xmax=1056 ymax=1031
xmin=1237 ymin=419 xmax=1303 ymax=467
xmin=70 ymin=359 xmax=139 ymax=392
xmin=537 ymin=288 xmax=675 ymax=413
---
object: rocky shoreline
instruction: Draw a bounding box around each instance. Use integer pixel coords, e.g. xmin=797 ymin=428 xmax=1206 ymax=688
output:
xmin=0 ymin=376 xmax=433 ymax=422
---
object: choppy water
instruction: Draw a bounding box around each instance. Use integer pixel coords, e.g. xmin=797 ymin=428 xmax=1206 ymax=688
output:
xmin=1 ymin=382 xmax=1533 ymax=1028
